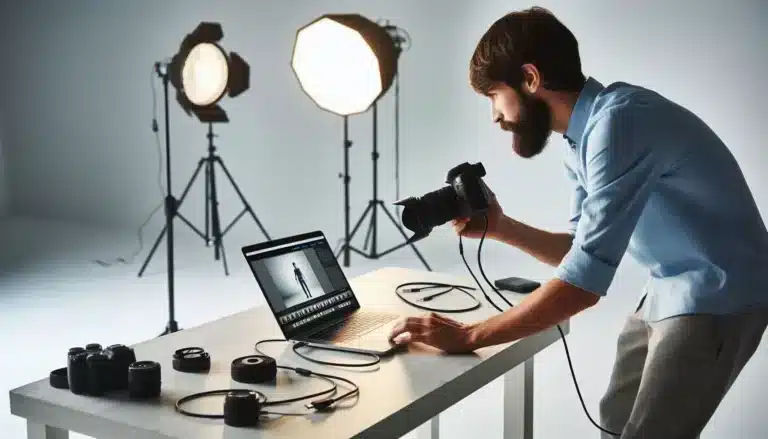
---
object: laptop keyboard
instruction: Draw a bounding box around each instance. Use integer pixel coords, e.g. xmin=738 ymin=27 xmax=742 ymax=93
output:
xmin=311 ymin=312 xmax=398 ymax=343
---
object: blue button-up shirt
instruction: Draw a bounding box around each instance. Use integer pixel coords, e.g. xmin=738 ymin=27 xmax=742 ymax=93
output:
xmin=555 ymin=77 xmax=768 ymax=321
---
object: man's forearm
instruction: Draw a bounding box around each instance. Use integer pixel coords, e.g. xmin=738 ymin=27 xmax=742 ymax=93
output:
xmin=491 ymin=216 xmax=573 ymax=267
xmin=466 ymin=278 xmax=599 ymax=350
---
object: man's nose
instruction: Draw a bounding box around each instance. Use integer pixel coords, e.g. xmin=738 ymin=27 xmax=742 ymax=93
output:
xmin=492 ymin=109 xmax=502 ymax=124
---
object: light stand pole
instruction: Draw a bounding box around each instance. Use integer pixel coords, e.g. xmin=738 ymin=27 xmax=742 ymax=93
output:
xmin=341 ymin=116 xmax=352 ymax=267
xmin=155 ymin=62 xmax=179 ymax=336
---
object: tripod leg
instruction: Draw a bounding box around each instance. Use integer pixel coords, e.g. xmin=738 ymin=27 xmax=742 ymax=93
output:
xmin=335 ymin=202 xmax=374 ymax=259
xmin=137 ymin=159 xmax=207 ymax=277
xmin=215 ymin=157 xmax=271 ymax=241
xmin=379 ymin=202 xmax=432 ymax=271
xmin=137 ymin=225 xmax=167 ymax=277
xmin=218 ymin=235 xmax=229 ymax=276
xmin=349 ymin=202 xmax=374 ymax=240
xmin=208 ymin=157 xmax=223 ymax=263
xmin=177 ymin=159 xmax=207 ymax=210
xmin=363 ymin=205 xmax=375 ymax=251
xmin=205 ymin=159 xmax=211 ymax=246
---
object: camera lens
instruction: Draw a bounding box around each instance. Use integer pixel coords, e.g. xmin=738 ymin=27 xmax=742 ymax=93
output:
xmin=128 ymin=361 xmax=161 ymax=399
xmin=86 ymin=353 xmax=112 ymax=396
xmin=399 ymin=186 xmax=462 ymax=235
xmin=67 ymin=351 xmax=89 ymax=395
xmin=105 ymin=344 xmax=136 ymax=391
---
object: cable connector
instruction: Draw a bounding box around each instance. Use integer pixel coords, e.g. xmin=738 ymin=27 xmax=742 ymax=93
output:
xmin=306 ymin=399 xmax=335 ymax=411
xmin=294 ymin=367 xmax=312 ymax=377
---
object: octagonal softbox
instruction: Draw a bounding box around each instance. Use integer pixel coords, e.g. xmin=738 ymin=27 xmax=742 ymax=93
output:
xmin=292 ymin=14 xmax=399 ymax=116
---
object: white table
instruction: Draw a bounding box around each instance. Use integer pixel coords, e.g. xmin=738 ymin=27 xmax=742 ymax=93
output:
xmin=10 ymin=267 xmax=568 ymax=439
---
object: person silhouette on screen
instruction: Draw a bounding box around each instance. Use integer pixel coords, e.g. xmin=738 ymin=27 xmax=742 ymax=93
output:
xmin=293 ymin=262 xmax=311 ymax=298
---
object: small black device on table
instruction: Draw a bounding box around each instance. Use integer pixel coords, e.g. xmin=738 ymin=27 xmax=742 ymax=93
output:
xmin=494 ymin=276 xmax=541 ymax=294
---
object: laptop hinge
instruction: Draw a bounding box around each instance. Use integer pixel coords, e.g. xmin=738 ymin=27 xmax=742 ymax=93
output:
xmin=304 ymin=310 xmax=356 ymax=338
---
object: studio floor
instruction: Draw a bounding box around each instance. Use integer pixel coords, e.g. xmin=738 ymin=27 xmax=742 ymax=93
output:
xmin=1 ymin=216 xmax=766 ymax=438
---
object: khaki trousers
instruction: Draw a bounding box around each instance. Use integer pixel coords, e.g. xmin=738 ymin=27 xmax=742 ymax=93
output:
xmin=599 ymin=297 xmax=768 ymax=439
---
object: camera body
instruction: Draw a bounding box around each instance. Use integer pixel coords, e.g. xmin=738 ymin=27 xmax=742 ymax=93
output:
xmin=66 ymin=343 xmax=161 ymax=398
xmin=395 ymin=162 xmax=492 ymax=241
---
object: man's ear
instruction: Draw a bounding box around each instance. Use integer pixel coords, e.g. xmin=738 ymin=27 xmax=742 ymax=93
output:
xmin=520 ymin=63 xmax=541 ymax=94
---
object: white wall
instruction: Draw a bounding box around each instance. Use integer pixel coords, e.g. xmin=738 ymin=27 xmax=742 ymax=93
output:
xmin=0 ymin=0 xmax=481 ymax=253
xmin=0 ymin=118 xmax=7 ymax=218
xmin=0 ymin=0 xmax=766 ymax=437
xmin=1 ymin=0 xmax=765 ymax=247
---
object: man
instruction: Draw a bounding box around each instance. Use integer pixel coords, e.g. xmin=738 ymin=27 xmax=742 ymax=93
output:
xmin=293 ymin=262 xmax=311 ymax=299
xmin=389 ymin=6 xmax=768 ymax=438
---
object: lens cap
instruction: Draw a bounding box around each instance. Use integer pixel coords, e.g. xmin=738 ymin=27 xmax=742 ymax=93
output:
xmin=172 ymin=347 xmax=211 ymax=373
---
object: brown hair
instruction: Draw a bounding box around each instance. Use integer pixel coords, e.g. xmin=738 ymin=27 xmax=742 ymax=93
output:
xmin=469 ymin=7 xmax=585 ymax=94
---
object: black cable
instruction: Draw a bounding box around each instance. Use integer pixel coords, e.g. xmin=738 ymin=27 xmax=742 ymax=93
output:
xmin=174 ymin=366 xmax=342 ymax=419
xmin=464 ymin=213 xmax=621 ymax=437
xmin=394 ymin=282 xmax=480 ymax=313
xmin=388 ymin=212 xmax=619 ymax=436
xmin=302 ymin=368 xmax=360 ymax=408
xmin=175 ymin=355 xmax=361 ymax=420
xmin=255 ymin=339 xmax=380 ymax=369
xmin=458 ymin=221 xmax=504 ymax=313
xmin=394 ymin=71 xmax=401 ymax=227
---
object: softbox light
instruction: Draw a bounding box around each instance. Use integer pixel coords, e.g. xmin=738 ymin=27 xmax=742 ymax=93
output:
xmin=292 ymin=14 xmax=400 ymax=116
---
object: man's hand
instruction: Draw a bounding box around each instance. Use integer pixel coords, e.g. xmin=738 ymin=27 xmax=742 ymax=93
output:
xmin=452 ymin=187 xmax=504 ymax=240
xmin=389 ymin=313 xmax=476 ymax=354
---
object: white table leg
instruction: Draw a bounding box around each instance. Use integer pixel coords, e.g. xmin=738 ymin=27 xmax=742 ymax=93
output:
xmin=503 ymin=358 xmax=534 ymax=439
xmin=415 ymin=415 xmax=439 ymax=439
xmin=27 ymin=420 xmax=68 ymax=439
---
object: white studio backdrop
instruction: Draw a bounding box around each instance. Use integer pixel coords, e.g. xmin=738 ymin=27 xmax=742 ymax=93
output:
xmin=0 ymin=115 xmax=7 ymax=218
xmin=0 ymin=0 xmax=766 ymax=436
xmin=0 ymin=0 xmax=481 ymax=258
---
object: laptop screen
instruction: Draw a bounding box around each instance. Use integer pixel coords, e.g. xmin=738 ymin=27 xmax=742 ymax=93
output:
xmin=242 ymin=231 xmax=361 ymax=338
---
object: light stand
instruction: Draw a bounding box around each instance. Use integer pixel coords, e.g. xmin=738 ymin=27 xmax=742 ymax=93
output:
xmin=154 ymin=62 xmax=179 ymax=335
xmin=138 ymin=122 xmax=271 ymax=278
xmin=336 ymin=95 xmax=431 ymax=270
xmin=335 ymin=24 xmax=430 ymax=270
xmin=144 ymin=22 xmax=265 ymax=337
xmin=292 ymin=16 xmax=428 ymax=269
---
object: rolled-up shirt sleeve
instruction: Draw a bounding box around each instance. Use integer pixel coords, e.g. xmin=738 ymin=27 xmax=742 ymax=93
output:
xmin=555 ymin=107 xmax=662 ymax=296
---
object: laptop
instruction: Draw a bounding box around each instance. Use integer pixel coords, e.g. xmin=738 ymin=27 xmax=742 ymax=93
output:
xmin=242 ymin=231 xmax=403 ymax=356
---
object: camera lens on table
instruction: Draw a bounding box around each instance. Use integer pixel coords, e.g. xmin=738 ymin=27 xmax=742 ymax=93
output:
xmin=128 ymin=361 xmax=161 ymax=399
xmin=86 ymin=353 xmax=112 ymax=396
xmin=67 ymin=351 xmax=89 ymax=395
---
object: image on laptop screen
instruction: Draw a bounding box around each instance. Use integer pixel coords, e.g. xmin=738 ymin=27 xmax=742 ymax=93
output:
xmin=243 ymin=232 xmax=360 ymax=337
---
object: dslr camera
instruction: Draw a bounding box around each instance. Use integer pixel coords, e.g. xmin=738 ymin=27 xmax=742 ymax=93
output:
xmin=395 ymin=162 xmax=492 ymax=242
xmin=65 ymin=343 xmax=161 ymax=399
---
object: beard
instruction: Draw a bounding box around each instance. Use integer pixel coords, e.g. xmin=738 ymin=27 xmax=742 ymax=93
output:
xmin=500 ymin=92 xmax=552 ymax=158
